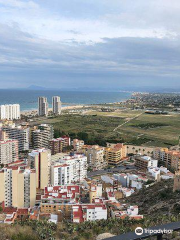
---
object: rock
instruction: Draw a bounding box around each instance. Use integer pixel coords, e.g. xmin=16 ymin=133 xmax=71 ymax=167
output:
xmin=96 ymin=233 xmax=116 ymax=240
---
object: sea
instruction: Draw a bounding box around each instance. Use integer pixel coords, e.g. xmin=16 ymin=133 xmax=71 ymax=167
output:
xmin=0 ymin=89 xmax=132 ymax=111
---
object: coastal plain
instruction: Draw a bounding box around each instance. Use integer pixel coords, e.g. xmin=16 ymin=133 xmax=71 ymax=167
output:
xmin=30 ymin=107 xmax=180 ymax=148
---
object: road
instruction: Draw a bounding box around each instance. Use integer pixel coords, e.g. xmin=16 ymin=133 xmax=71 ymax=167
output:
xmin=113 ymin=112 xmax=144 ymax=133
xmin=87 ymin=165 xmax=136 ymax=178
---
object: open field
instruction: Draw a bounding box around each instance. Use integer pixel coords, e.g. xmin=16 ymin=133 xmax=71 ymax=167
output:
xmin=85 ymin=109 xmax=180 ymax=147
xmin=31 ymin=108 xmax=180 ymax=147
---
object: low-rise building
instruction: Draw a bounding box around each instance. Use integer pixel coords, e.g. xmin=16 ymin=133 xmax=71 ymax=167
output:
xmin=113 ymin=173 xmax=148 ymax=190
xmin=89 ymin=183 xmax=103 ymax=203
xmin=40 ymin=185 xmax=80 ymax=219
xmin=72 ymin=203 xmax=107 ymax=223
xmin=111 ymin=205 xmax=143 ymax=220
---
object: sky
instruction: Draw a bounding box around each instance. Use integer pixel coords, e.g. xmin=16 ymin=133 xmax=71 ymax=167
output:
xmin=0 ymin=0 xmax=180 ymax=90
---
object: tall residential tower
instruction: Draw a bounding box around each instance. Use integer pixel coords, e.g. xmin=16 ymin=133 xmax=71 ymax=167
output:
xmin=38 ymin=97 xmax=48 ymax=116
xmin=52 ymin=96 xmax=61 ymax=115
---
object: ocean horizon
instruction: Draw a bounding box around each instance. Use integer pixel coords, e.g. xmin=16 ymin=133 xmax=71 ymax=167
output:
xmin=0 ymin=89 xmax=132 ymax=111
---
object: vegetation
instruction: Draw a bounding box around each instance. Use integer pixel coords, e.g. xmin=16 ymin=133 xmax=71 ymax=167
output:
xmin=34 ymin=109 xmax=180 ymax=147
xmin=1 ymin=214 xmax=180 ymax=240
xmin=127 ymin=179 xmax=180 ymax=218
xmin=130 ymin=122 xmax=168 ymax=129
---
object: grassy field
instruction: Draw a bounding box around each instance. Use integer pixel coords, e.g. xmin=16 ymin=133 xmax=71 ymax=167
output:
xmin=33 ymin=109 xmax=180 ymax=147
xmin=85 ymin=109 xmax=180 ymax=147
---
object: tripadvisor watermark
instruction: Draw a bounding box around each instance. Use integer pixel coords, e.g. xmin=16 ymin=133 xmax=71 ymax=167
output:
xmin=135 ymin=227 xmax=173 ymax=236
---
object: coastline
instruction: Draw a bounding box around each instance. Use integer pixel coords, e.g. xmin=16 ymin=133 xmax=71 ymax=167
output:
xmin=21 ymin=104 xmax=87 ymax=115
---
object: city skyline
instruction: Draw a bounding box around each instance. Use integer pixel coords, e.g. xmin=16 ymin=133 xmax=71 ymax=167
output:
xmin=0 ymin=0 xmax=180 ymax=89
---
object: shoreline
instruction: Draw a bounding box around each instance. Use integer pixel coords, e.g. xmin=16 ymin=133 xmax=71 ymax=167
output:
xmin=20 ymin=100 xmax=131 ymax=116
xmin=21 ymin=104 xmax=88 ymax=115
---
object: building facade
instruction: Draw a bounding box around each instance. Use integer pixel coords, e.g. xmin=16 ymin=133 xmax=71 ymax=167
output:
xmin=0 ymin=139 xmax=19 ymax=165
xmin=51 ymin=163 xmax=74 ymax=185
xmin=154 ymin=148 xmax=180 ymax=170
xmin=28 ymin=149 xmax=51 ymax=189
xmin=32 ymin=124 xmax=54 ymax=149
xmin=2 ymin=124 xmax=30 ymax=152
xmin=135 ymin=156 xmax=158 ymax=172
xmin=49 ymin=136 xmax=71 ymax=155
xmin=0 ymin=104 xmax=20 ymax=120
xmin=38 ymin=97 xmax=48 ymax=116
xmin=78 ymin=145 xmax=106 ymax=170
xmin=72 ymin=139 xmax=84 ymax=151
xmin=105 ymin=143 xmax=127 ymax=165
xmin=52 ymin=96 xmax=61 ymax=115
xmin=72 ymin=203 xmax=107 ymax=223
xmin=57 ymin=154 xmax=88 ymax=182
xmin=0 ymin=166 xmax=36 ymax=208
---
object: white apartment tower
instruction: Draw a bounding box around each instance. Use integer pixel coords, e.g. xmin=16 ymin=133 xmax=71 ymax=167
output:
xmin=57 ymin=154 xmax=88 ymax=183
xmin=0 ymin=139 xmax=19 ymax=165
xmin=52 ymin=96 xmax=61 ymax=115
xmin=51 ymin=163 xmax=74 ymax=186
xmin=38 ymin=97 xmax=48 ymax=116
xmin=0 ymin=104 xmax=20 ymax=120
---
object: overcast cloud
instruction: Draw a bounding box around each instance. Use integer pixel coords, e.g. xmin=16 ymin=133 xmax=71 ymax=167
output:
xmin=0 ymin=0 xmax=180 ymax=89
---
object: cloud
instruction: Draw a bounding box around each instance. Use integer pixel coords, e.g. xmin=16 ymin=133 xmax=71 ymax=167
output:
xmin=0 ymin=0 xmax=39 ymax=9
xmin=0 ymin=0 xmax=180 ymax=88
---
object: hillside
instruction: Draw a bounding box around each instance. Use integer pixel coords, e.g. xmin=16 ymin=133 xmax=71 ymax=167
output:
xmin=127 ymin=179 xmax=180 ymax=218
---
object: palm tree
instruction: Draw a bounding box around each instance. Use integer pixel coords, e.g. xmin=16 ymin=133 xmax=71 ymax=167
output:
xmin=127 ymin=146 xmax=129 ymax=154
xmin=132 ymin=147 xmax=135 ymax=155
xmin=143 ymin=149 xmax=145 ymax=155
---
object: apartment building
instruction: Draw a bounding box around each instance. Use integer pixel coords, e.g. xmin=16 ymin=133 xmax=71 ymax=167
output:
xmin=2 ymin=124 xmax=30 ymax=151
xmin=28 ymin=149 xmax=51 ymax=189
xmin=51 ymin=163 xmax=74 ymax=185
xmin=72 ymin=203 xmax=107 ymax=223
xmin=49 ymin=136 xmax=71 ymax=155
xmin=0 ymin=166 xmax=36 ymax=208
xmin=72 ymin=139 xmax=84 ymax=151
xmin=58 ymin=154 xmax=87 ymax=182
xmin=32 ymin=124 xmax=54 ymax=149
xmin=41 ymin=185 xmax=80 ymax=218
xmin=78 ymin=145 xmax=106 ymax=170
xmin=135 ymin=155 xmax=158 ymax=172
xmin=154 ymin=148 xmax=180 ymax=170
xmin=38 ymin=97 xmax=48 ymax=116
xmin=52 ymin=96 xmax=61 ymax=115
xmin=105 ymin=143 xmax=127 ymax=165
xmin=0 ymin=104 xmax=20 ymax=120
xmin=0 ymin=139 xmax=18 ymax=165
